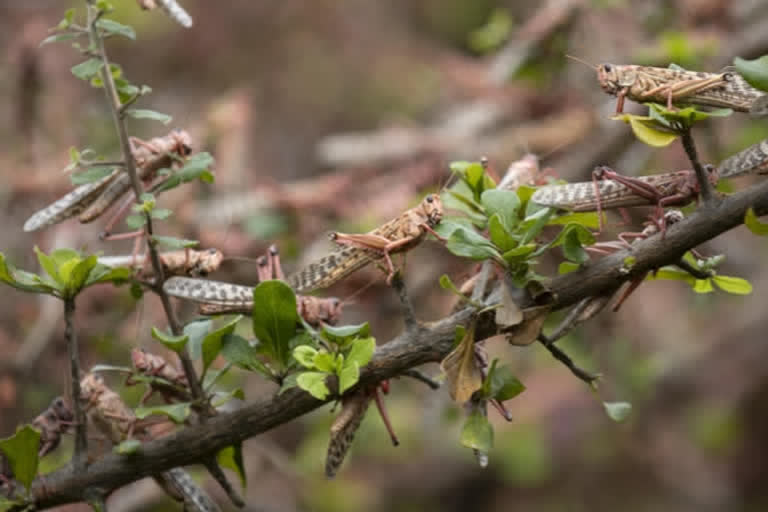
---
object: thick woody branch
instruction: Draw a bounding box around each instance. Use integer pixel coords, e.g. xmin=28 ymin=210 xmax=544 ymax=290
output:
xmin=24 ymin=176 xmax=768 ymax=510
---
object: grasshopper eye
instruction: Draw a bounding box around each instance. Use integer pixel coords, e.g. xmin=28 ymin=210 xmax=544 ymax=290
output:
xmin=426 ymin=195 xmax=434 ymax=203
xmin=602 ymin=63 xmax=612 ymax=72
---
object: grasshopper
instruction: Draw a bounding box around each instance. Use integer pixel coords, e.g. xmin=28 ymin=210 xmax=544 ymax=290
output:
xmin=531 ymin=165 xmax=718 ymax=235
xmin=80 ymin=373 xmax=220 ymax=512
xmin=98 ymin=248 xmax=224 ymax=278
xmin=164 ymin=245 xmax=344 ymax=327
xmin=288 ymin=193 xmax=444 ymax=293
xmin=588 ymin=60 xmax=768 ymax=114
xmin=23 ymin=129 xmax=192 ymax=232
xmin=717 ymin=137 xmax=768 ymax=178
xmin=32 ymin=396 xmax=74 ymax=458
xmin=128 ymin=348 xmax=191 ymax=404
xmin=325 ymin=381 xmax=399 ymax=478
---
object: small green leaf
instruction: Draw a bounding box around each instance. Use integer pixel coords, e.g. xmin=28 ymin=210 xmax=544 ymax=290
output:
xmin=135 ymin=403 xmax=191 ymax=424
xmin=313 ymin=351 xmax=336 ymax=373
xmin=217 ymin=444 xmax=247 ymax=488
xmin=558 ymin=261 xmax=579 ymax=274
xmin=221 ymin=334 xmax=269 ymax=375
xmin=734 ymin=55 xmax=768 ymax=92
xmin=125 ymin=213 xmax=147 ymax=229
xmin=693 ymin=278 xmax=715 ymax=293
xmin=460 ymin=411 xmax=494 ymax=453
xmin=278 ymin=373 xmax=299 ymax=395
xmin=35 ymin=246 xmax=63 ymax=286
xmin=439 ymin=274 xmax=466 ymax=298
xmin=744 ymin=208 xmax=768 ymax=235
xmin=446 ymin=228 xmax=503 ymax=262
xmin=296 ymin=372 xmax=330 ymax=400
xmin=96 ymin=18 xmax=136 ymax=39
xmin=151 ymin=327 xmax=189 ymax=353
xmin=41 ymin=32 xmax=84 ymax=46
xmin=115 ymin=439 xmax=142 ymax=455
xmin=338 ymin=361 xmax=360 ymax=394
xmin=519 ymin=207 xmax=554 ymax=244
xmin=502 ymin=244 xmax=536 ymax=265
xmin=346 ymin=337 xmax=376 ymax=369
xmin=251 ymin=281 xmax=299 ymax=368
xmin=149 ymin=208 xmax=173 ymax=220
xmin=712 ymin=275 xmax=753 ymax=295
xmin=562 ymin=227 xmax=591 ymax=263
xmin=153 ymin=153 xmax=216 ymax=194
xmin=603 ymin=401 xmax=632 ymax=422
xmin=488 ymin=214 xmax=517 ymax=253
xmin=130 ymin=282 xmax=144 ymax=299
xmin=547 ymin=211 xmax=600 ymax=230
xmin=0 ymin=425 xmax=41 ymax=491
xmin=481 ymin=189 xmax=520 ymax=230
xmin=201 ymin=316 xmax=242 ymax=376
xmin=71 ymin=58 xmax=104 ymax=81
xmin=293 ymin=345 xmax=318 ymax=369
xmin=321 ymin=322 xmax=370 ymax=345
xmin=485 ymin=363 xmax=526 ymax=401
xmin=83 ymin=264 xmax=132 ymax=287
xmin=613 ymin=113 xmax=678 ymax=147
xmin=184 ymin=318 xmax=212 ymax=360
xmin=124 ymin=108 xmax=171 ymax=124
xmin=150 ymin=235 xmax=199 ymax=249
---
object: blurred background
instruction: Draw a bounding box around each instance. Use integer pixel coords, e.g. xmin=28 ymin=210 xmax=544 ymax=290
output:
xmin=2 ymin=0 xmax=768 ymax=511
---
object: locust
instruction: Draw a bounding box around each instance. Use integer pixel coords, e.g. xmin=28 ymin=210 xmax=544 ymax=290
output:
xmin=80 ymin=373 xmax=220 ymax=512
xmin=98 ymin=248 xmax=224 ymax=278
xmin=32 ymin=396 xmax=74 ymax=458
xmin=531 ymin=165 xmax=718 ymax=235
xmin=164 ymin=245 xmax=344 ymax=327
xmin=716 ymin=137 xmax=768 ymax=178
xmin=325 ymin=382 xmax=399 ymax=478
xmin=23 ymin=129 xmax=192 ymax=233
xmin=588 ymin=60 xmax=768 ymax=114
xmin=128 ymin=348 xmax=191 ymax=404
xmin=287 ymin=193 xmax=444 ymax=293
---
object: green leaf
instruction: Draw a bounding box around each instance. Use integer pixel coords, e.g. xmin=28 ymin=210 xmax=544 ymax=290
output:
xmin=293 ymin=345 xmax=319 ymax=369
xmin=734 ymin=55 xmax=768 ymax=92
xmin=150 ymin=235 xmax=199 ymax=249
xmin=125 ymin=108 xmax=172 ymax=124
xmin=150 ymin=208 xmax=173 ymax=220
xmin=0 ymin=425 xmax=40 ymax=491
xmin=125 ymin=213 xmax=147 ymax=229
xmin=501 ymin=244 xmax=536 ymax=265
xmin=321 ymin=322 xmax=370 ymax=345
xmin=278 ymin=373 xmax=299 ymax=395
xmin=153 ymin=153 xmax=216 ymax=194
xmin=460 ymin=411 xmax=494 ymax=453
xmin=221 ymin=334 xmax=270 ymax=375
xmin=0 ymin=254 xmax=56 ymax=295
xmin=481 ymin=189 xmax=520 ymax=230
xmin=313 ymin=351 xmax=336 ymax=373
xmin=217 ymin=444 xmax=247 ymax=488
xmin=485 ymin=362 xmax=526 ymax=401
xmin=152 ymin=327 xmax=189 ymax=353
xmin=96 ymin=18 xmax=136 ymax=39
xmin=338 ymin=361 xmax=360 ymax=394
xmin=70 ymin=165 xmax=117 ymax=185
xmin=184 ymin=319 xmax=212 ymax=360
xmin=296 ymin=372 xmax=330 ymax=400
xmin=562 ymin=227 xmax=593 ymax=264
xmin=519 ymin=207 xmax=554 ymax=244
xmin=446 ymin=227 xmax=503 ymax=262
xmin=71 ymin=58 xmax=104 ymax=81
xmin=712 ymin=275 xmax=753 ymax=295
xmin=83 ymin=264 xmax=132 ymax=287
xmin=744 ymin=208 xmax=768 ymax=235
xmin=135 ymin=403 xmax=191 ymax=424
xmin=558 ymin=261 xmax=579 ymax=274
xmin=346 ymin=337 xmax=376 ymax=369
xmin=439 ymin=274 xmax=466 ymax=298
xmin=488 ymin=214 xmax=517 ymax=253
xmin=201 ymin=316 xmax=242 ymax=376
xmin=251 ymin=281 xmax=299 ymax=368
xmin=693 ymin=278 xmax=715 ymax=293
xmin=613 ymin=113 xmax=678 ymax=147
xmin=115 ymin=439 xmax=142 ymax=455
xmin=547 ymin=211 xmax=600 ymax=230
xmin=603 ymin=401 xmax=632 ymax=422
xmin=35 ymin=246 xmax=64 ymax=286
xmin=469 ymin=8 xmax=512 ymax=54
xmin=647 ymin=268 xmax=696 ymax=285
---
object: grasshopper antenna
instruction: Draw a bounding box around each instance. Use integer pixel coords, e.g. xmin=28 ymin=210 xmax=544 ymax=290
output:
xmin=565 ymin=54 xmax=598 ymax=70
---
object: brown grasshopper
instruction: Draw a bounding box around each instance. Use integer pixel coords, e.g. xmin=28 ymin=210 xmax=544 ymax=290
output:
xmin=128 ymin=348 xmax=191 ymax=404
xmin=98 ymin=248 xmax=224 ymax=278
xmin=23 ymin=129 xmax=192 ymax=233
xmin=32 ymin=396 xmax=74 ymax=458
xmin=325 ymin=381 xmax=399 ymax=478
xmin=531 ymin=165 xmax=718 ymax=235
xmin=164 ymin=245 xmax=344 ymax=327
xmin=80 ymin=373 xmax=220 ymax=512
xmin=288 ymin=193 xmax=444 ymax=293
xmin=585 ymin=59 xmax=768 ymax=114
xmin=717 ymin=137 xmax=768 ymax=178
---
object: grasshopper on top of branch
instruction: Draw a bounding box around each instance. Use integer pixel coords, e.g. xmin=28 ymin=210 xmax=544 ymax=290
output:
xmin=23 ymin=129 xmax=192 ymax=233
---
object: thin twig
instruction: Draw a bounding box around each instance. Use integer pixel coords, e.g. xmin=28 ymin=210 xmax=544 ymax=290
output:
xmin=537 ymin=333 xmax=600 ymax=385
xmin=202 ymin=459 xmax=244 ymax=508
xmin=680 ymin=129 xmax=715 ymax=205
xmin=399 ymin=369 xmax=441 ymax=390
xmin=64 ymin=297 xmax=87 ymax=469
xmin=673 ymin=258 xmax=713 ymax=280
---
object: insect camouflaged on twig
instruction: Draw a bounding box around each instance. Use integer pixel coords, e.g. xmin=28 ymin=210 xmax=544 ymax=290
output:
xmin=584 ymin=59 xmax=768 ymax=114
xmin=23 ymin=130 xmax=192 ymax=232
xmin=98 ymin=248 xmax=224 ymax=278
xmin=717 ymin=137 xmax=768 ymax=178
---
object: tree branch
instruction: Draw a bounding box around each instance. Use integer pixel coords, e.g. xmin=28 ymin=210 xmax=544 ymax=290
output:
xmin=24 ymin=165 xmax=768 ymax=510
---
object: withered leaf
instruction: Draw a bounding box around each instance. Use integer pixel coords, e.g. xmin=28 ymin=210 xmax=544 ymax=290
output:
xmin=441 ymin=323 xmax=482 ymax=403
xmin=505 ymin=304 xmax=551 ymax=346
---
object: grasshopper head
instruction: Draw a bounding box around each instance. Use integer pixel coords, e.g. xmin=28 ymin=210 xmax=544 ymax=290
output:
xmin=80 ymin=373 xmax=106 ymax=403
xmin=420 ymin=193 xmax=443 ymax=227
xmin=596 ymin=63 xmax=629 ymax=94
